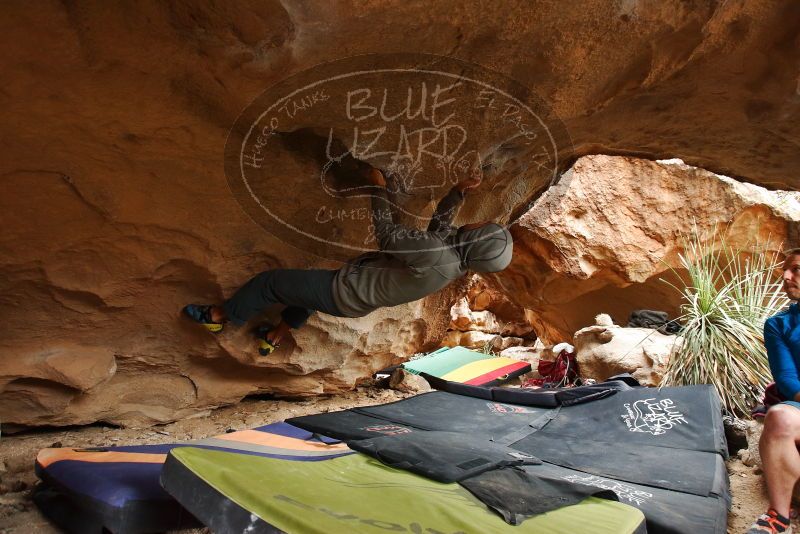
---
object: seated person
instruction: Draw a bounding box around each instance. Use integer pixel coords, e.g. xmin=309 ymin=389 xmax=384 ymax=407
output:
xmin=749 ymin=248 xmax=800 ymax=534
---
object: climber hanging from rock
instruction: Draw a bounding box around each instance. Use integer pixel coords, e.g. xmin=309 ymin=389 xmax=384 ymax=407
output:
xmin=183 ymin=163 xmax=513 ymax=356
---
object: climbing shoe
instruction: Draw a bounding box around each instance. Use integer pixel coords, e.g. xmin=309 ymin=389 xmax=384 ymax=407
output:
xmin=255 ymin=324 xmax=280 ymax=356
xmin=182 ymin=304 xmax=224 ymax=333
xmin=747 ymin=509 xmax=792 ymax=534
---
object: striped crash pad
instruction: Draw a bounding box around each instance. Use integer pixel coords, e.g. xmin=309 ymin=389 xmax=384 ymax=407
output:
xmin=161 ymin=445 xmax=647 ymax=534
xmin=33 ymin=422 xmax=349 ymax=534
xmin=401 ymin=346 xmax=531 ymax=386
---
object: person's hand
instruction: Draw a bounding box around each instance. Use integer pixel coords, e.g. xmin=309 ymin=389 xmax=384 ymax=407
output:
xmin=456 ymin=174 xmax=481 ymax=193
xmin=366 ymin=168 xmax=387 ymax=188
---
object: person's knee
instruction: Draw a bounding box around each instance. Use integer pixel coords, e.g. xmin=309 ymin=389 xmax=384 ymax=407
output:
xmin=763 ymin=404 xmax=800 ymax=440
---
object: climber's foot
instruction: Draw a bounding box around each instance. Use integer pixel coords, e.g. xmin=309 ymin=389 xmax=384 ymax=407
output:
xmin=183 ymin=304 xmax=225 ymax=333
xmin=255 ymin=322 xmax=292 ymax=356
xmin=255 ymin=324 xmax=280 ymax=356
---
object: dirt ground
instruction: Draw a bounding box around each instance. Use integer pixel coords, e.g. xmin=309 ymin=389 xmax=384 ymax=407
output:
xmin=0 ymin=387 xmax=787 ymax=534
xmin=727 ymin=457 xmax=769 ymax=534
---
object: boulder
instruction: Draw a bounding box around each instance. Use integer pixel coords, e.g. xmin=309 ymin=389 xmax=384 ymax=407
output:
xmin=492 ymin=155 xmax=800 ymax=342
xmin=573 ymin=315 xmax=680 ymax=386
xmin=499 ymin=345 xmax=544 ymax=371
xmin=462 ymin=277 xmax=537 ymax=338
xmin=742 ymin=420 xmax=763 ymax=468
xmin=450 ymin=298 xmax=503 ymax=334
xmin=450 ymin=298 xmax=537 ymax=339
xmin=444 ymin=277 xmax=537 ymax=358
xmin=723 ymin=415 xmax=750 ymax=457
xmin=388 ymin=369 xmax=432 ymax=394
xmin=0 ymin=293 xmax=456 ymax=428
xmin=440 ymin=331 xmax=528 ymax=353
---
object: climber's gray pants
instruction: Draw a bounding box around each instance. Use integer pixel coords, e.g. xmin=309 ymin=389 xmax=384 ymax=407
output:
xmin=222 ymin=269 xmax=342 ymax=328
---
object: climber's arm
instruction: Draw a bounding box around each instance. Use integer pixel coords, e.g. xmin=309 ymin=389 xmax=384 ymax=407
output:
xmin=426 ymin=187 xmax=465 ymax=233
xmin=426 ymin=173 xmax=482 ymax=232
xmin=367 ymin=171 xmax=443 ymax=269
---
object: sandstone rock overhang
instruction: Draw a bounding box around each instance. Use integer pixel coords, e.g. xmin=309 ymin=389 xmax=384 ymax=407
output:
xmin=2 ymin=1 xmax=800 ymax=427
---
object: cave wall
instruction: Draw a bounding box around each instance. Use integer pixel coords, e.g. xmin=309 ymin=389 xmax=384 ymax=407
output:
xmin=2 ymin=0 xmax=800 ymax=426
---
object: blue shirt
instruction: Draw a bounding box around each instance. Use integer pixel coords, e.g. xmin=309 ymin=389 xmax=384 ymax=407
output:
xmin=765 ymin=302 xmax=800 ymax=400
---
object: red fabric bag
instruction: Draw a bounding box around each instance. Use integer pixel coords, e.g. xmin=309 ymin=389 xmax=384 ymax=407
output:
xmin=525 ymin=347 xmax=579 ymax=388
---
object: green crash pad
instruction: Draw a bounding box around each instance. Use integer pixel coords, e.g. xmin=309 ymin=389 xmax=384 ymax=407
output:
xmin=162 ymin=446 xmax=646 ymax=534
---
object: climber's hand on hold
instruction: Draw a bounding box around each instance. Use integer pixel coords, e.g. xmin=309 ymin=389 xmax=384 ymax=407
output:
xmin=455 ymin=174 xmax=481 ymax=193
xmin=366 ymin=168 xmax=387 ymax=188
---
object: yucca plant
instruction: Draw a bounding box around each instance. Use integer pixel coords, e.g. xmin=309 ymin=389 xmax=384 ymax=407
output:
xmin=662 ymin=228 xmax=789 ymax=416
